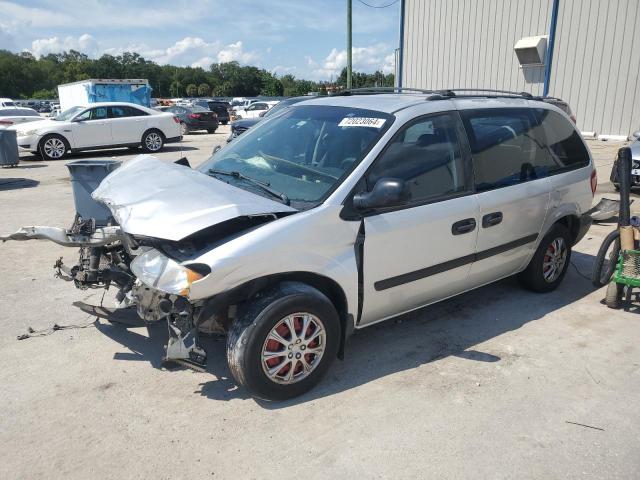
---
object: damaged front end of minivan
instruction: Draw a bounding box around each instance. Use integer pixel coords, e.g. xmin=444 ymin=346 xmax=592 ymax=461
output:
xmin=2 ymin=155 xmax=297 ymax=370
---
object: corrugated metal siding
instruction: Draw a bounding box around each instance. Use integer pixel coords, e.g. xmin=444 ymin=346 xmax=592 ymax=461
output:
xmin=403 ymin=0 xmax=552 ymax=96
xmin=402 ymin=0 xmax=640 ymax=136
xmin=550 ymin=0 xmax=640 ymax=136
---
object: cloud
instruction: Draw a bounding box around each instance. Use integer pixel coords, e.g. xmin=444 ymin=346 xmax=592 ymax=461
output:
xmin=0 ymin=23 xmax=16 ymax=50
xmin=26 ymin=34 xmax=260 ymax=70
xmin=310 ymin=43 xmax=396 ymax=80
xmin=30 ymin=33 xmax=99 ymax=57
xmin=217 ymin=41 xmax=258 ymax=64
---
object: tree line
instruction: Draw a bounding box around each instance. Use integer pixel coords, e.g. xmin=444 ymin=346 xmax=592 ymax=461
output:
xmin=0 ymin=49 xmax=395 ymax=99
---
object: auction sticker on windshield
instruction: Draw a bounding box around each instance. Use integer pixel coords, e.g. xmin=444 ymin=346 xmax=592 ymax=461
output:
xmin=339 ymin=117 xmax=386 ymax=128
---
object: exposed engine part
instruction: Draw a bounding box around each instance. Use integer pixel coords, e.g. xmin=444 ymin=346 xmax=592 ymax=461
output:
xmin=131 ymin=280 xmax=174 ymax=322
xmin=54 ymin=244 xmax=133 ymax=291
xmin=163 ymin=295 xmax=207 ymax=371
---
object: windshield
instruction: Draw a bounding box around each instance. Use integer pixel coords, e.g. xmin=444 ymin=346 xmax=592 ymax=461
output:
xmin=54 ymin=106 xmax=85 ymax=121
xmin=199 ymin=105 xmax=392 ymax=205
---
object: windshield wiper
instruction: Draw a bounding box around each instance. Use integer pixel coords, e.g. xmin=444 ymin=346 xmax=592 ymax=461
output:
xmin=208 ymin=169 xmax=290 ymax=205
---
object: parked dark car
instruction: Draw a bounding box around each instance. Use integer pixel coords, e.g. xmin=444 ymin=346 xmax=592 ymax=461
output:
xmin=227 ymin=97 xmax=307 ymax=142
xmin=166 ymin=105 xmax=219 ymax=134
xmin=207 ymin=101 xmax=231 ymax=125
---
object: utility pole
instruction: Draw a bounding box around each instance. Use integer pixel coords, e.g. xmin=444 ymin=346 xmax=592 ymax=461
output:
xmin=347 ymin=0 xmax=352 ymax=89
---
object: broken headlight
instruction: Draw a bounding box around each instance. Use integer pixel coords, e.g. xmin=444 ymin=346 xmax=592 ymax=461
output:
xmin=130 ymin=249 xmax=209 ymax=297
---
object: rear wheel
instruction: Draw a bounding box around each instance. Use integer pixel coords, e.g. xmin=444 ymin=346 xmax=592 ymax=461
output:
xmin=141 ymin=130 xmax=164 ymax=153
xmin=226 ymin=282 xmax=340 ymax=401
xmin=38 ymin=134 xmax=69 ymax=160
xmin=207 ymin=128 xmax=216 ymax=134
xmin=519 ymin=224 xmax=572 ymax=292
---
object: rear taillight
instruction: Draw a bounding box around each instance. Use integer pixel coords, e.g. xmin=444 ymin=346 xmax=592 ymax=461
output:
xmin=172 ymin=116 xmax=180 ymax=124
xmin=590 ymin=169 xmax=597 ymax=195
xmin=0 ymin=120 xmax=13 ymax=125
xmin=188 ymin=113 xmax=201 ymax=119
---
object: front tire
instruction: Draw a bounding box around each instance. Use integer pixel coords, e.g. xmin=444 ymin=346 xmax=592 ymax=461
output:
xmin=38 ymin=134 xmax=69 ymax=160
xmin=141 ymin=129 xmax=164 ymax=153
xmin=207 ymin=128 xmax=216 ymax=134
xmin=226 ymin=282 xmax=340 ymax=401
xmin=519 ymin=224 xmax=572 ymax=292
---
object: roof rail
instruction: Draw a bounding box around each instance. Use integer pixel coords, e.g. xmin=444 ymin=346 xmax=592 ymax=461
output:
xmin=333 ymin=87 xmax=436 ymax=96
xmin=426 ymin=88 xmax=534 ymax=100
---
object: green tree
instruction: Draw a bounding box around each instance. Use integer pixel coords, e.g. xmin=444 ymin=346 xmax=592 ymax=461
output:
xmin=32 ymin=88 xmax=57 ymax=99
xmin=186 ymin=83 xmax=197 ymax=97
xmin=197 ymin=83 xmax=210 ymax=96
xmin=169 ymin=81 xmax=182 ymax=97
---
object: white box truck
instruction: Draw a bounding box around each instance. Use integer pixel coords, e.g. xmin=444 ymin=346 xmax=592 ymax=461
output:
xmin=57 ymin=79 xmax=152 ymax=111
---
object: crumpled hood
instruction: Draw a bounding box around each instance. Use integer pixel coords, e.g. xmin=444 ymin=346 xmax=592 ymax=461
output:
xmin=92 ymin=155 xmax=297 ymax=241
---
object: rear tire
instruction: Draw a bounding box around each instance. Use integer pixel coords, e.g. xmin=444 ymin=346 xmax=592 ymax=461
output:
xmin=605 ymin=282 xmax=624 ymax=309
xmin=207 ymin=128 xmax=216 ymax=134
xmin=519 ymin=224 xmax=572 ymax=292
xmin=38 ymin=134 xmax=69 ymax=160
xmin=141 ymin=129 xmax=164 ymax=153
xmin=226 ymin=282 xmax=340 ymax=401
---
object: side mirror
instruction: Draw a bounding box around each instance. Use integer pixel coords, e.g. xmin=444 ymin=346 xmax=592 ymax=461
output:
xmin=353 ymin=178 xmax=410 ymax=210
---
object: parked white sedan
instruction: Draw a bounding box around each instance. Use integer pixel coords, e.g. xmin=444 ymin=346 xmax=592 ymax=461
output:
xmin=0 ymin=107 xmax=42 ymax=128
xmin=234 ymin=101 xmax=279 ymax=119
xmin=9 ymin=102 xmax=182 ymax=160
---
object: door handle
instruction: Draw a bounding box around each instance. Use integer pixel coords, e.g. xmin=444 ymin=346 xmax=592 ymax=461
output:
xmin=482 ymin=212 xmax=503 ymax=228
xmin=452 ymin=218 xmax=477 ymax=235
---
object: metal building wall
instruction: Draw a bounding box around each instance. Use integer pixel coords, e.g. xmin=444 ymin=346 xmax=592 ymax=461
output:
xmin=401 ymin=0 xmax=640 ymax=136
xmin=550 ymin=0 xmax=640 ymax=136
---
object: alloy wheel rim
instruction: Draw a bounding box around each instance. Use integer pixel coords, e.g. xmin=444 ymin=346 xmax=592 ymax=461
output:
xmin=145 ymin=133 xmax=162 ymax=151
xmin=261 ymin=312 xmax=326 ymax=385
xmin=543 ymin=237 xmax=567 ymax=283
xmin=44 ymin=138 xmax=65 ymax=158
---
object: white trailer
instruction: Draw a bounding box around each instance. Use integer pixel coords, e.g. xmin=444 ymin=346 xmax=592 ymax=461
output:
xmin=57 ymin=79 xmax=152 ymax=111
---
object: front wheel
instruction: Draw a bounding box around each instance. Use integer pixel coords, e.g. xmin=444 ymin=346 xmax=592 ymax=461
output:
xmin=519 ymin=224 xmax=572 ymax=292
xmin=207 ymin=128 xmax=216 ymax=134
xmin=39 ymin=134 xmax=69 ymax=160
xmin=141 ymin=130 xmax=164 ymax=153
xmin=226 ymin=282 xmax=340 ymax=401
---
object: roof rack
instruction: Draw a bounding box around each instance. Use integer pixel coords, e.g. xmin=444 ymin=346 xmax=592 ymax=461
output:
xmin=425 ymin=89 xmax=534 ymax=100
xmin=333 ymin=87 xmax=436 ymax=96
xmin=332 ymin=87 xmax=552 ymax=102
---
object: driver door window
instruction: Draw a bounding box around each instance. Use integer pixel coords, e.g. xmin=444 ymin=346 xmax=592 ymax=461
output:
xmin=367 ymin=112 xmax=470 ymax=205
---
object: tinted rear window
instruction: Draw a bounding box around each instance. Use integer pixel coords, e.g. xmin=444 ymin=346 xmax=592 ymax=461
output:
xmin=535 ymin=109 xmax=589 ymax=173
xmin=461 ymin=108 xmax=549 ymax=191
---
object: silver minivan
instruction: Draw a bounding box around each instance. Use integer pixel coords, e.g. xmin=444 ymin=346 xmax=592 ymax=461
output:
xmin=4 ymin=90 xmax=596 ymax=400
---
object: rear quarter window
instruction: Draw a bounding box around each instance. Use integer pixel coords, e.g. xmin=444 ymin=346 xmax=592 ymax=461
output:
xmin=535 ymin=109 xmax=590 ymax=173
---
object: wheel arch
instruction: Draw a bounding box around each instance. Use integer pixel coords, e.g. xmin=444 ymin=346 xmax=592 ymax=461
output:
xmin=200 ymin=271 xmax=354 ymax=359
xmin=38 ymin=132 xmax=71 ymax=150
xmin=142 ymin=127 xmax=166 ymax=140
xmin=555 ymin=214 xmax=581 ymax=245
